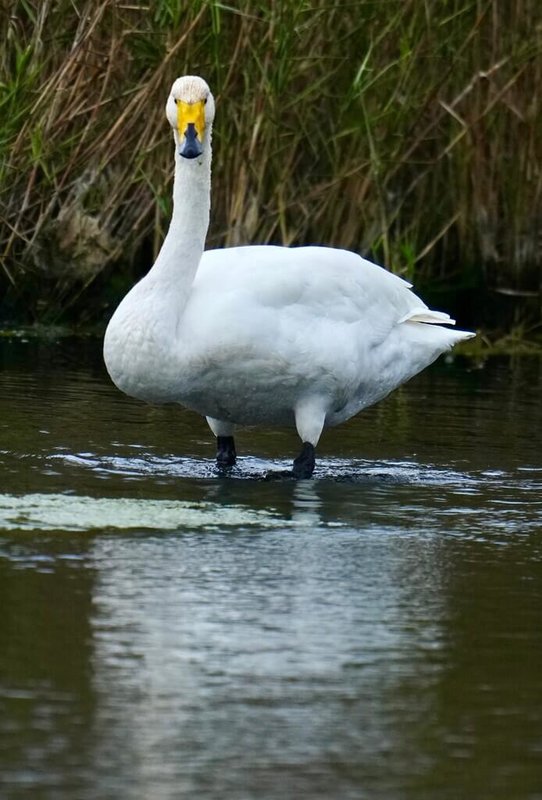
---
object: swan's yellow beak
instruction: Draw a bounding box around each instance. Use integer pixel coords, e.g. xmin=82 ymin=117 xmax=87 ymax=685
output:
xmin=177 ymin=100 xmax=206 ymax=159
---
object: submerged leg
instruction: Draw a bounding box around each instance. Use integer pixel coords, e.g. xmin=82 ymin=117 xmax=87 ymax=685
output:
xmin=216 ymin=435 xmax=237 ymax=467
xmin=206 ymin=416 xmax=237 ymax=467
xmin=292 ymin=442 xmax=316 ymax=479
xmin=293 ymin=397 xmax=326 ymax=479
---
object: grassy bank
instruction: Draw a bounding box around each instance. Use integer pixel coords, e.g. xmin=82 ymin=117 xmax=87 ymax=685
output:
xmin=0 ymin=0 xmax=541 ymax=333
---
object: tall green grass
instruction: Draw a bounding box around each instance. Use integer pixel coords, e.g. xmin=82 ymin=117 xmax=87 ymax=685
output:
xmin=0 ymin=0 xmax=540 ymax=327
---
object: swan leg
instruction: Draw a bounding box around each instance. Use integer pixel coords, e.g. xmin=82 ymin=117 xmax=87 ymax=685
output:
xmin=206 ymin=416 xmax=237 ymax=467
xmin=293 ymin=398 xmax=326 ymax=478
xmin=292 ymin=442 xmax=316 ymax=479
xmin=216 ymin=436 xmax=237 ymax=467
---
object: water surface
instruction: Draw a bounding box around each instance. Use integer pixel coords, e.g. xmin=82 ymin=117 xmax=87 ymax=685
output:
xmin=0 ymin=338 xmax=541 ymax=799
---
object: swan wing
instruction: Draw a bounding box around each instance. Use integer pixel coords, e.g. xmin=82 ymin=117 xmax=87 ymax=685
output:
xmin=197 ymin=245 xmax=421 ymax=331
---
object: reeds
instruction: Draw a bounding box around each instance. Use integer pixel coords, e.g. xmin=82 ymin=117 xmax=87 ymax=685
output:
xmin=0 ymin=0 xmax=540 ymax=327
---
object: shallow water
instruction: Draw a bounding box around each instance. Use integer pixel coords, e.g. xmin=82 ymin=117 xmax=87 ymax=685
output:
xmin=0 ymin=338 xmax=541 ymax=799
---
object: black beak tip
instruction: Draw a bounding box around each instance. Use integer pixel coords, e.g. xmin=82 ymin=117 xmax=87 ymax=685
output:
xmin=179 ymin=123 xmax=203 ymax=159
xmin=179 ymin=142 xmax=203 ymax=159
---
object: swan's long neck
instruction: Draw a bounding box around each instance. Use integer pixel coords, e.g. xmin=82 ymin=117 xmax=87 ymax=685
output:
xmin=150 ymin=142 xmax=212 ymax=309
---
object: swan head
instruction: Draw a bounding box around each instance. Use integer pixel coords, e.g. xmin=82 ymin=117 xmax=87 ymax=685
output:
xmin=166 ymin=75 xmax=214 ymax=161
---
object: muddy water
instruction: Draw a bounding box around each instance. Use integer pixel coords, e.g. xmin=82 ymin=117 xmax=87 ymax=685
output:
xmin=0 ymin=338 xmax=541 ymax=799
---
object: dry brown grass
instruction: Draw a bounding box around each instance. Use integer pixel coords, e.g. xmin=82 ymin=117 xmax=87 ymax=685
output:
xmin=0 ymin=0 xmax=541 ymax=325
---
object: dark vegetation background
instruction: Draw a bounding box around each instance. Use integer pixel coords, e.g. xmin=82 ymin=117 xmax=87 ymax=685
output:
xmin=0 ymin=0 xmax=540 ymax=343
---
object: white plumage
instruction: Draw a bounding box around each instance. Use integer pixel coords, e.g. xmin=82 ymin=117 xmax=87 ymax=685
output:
xmin=104 ymin=75 xmax=474 ymax=477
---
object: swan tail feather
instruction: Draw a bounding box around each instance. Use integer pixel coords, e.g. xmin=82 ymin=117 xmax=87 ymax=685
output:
xmin=399 ymin=308 xmax=476 ymax=346
xmin=399 ymin=308 xmax=456 ymax=325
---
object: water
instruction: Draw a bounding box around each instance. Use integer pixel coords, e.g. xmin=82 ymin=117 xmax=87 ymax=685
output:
xmin=0 ymin=338 xmax=541 ymax=800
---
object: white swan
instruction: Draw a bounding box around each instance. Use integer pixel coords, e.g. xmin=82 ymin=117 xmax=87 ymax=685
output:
xmin=104 ymin=75 xmax=474 ymax=478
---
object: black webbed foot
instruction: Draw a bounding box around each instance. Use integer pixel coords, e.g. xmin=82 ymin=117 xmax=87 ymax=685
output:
xmin=292 ymin=442 xmax=315 ymax=479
